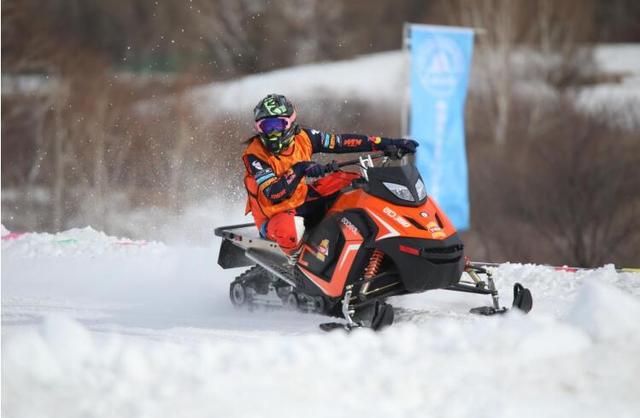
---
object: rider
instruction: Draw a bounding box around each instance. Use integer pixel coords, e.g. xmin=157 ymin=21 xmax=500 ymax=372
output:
xmin=242 ymin=93 xmax=418 ymax=257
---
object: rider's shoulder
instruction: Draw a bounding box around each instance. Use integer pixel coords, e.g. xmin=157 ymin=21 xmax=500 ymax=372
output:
xmin=243 ymin=136 xmax=263 ymax=153
xmin=299 ymin=127 xmax=324 ymax=137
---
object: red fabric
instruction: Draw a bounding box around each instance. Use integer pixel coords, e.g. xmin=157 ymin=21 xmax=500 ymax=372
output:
xmin=265 ymin=210 xmax=300 ymax=253
xmin=310 ymin=171 xmax=360 ymax=197
xmin=254 ymin=172 xmax=360 ymax=254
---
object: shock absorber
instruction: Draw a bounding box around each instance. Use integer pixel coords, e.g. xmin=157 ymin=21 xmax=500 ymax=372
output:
xmin=363 ymin=250 xmax=384 ymax=280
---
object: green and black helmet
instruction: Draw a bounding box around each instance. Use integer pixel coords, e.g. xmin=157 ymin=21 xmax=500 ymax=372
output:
xmin=254 ymin=94 xmax=298 ymax=154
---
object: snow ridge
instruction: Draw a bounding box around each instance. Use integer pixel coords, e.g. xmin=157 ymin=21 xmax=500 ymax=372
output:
xmin=2 ymin=228 xmax=640 ymax=418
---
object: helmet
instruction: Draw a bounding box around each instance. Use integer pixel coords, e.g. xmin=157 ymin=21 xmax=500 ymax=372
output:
xmin=254 ymin=94 xmax=298 ymax=154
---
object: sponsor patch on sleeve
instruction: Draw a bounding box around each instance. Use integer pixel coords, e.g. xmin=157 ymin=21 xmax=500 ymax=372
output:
xmin=343 ymin=138 xmax=362 ymax=147
xmin=255 ymin=170 xmax=275 ymax=185
xmin=323 ymin=133 xmax=331 ymax=148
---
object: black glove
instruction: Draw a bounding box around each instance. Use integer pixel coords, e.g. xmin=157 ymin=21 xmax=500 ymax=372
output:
xmin=324 ymin=160 xmax=340 ymax=173
xmin=391 ymin=139 xmax=419 ymax=153
xmin=293 ymin=161 xmax=318 ymax=176
xmin=302 ymin=161 xmax=325 ymax=178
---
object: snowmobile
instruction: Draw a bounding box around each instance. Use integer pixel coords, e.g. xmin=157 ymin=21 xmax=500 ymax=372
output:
xmin=215 ymin=148 xmax=533 ymax=331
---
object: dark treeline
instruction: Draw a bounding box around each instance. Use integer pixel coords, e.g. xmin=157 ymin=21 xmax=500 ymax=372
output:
xmin=3 ymin=0 xmax=640 ymax=76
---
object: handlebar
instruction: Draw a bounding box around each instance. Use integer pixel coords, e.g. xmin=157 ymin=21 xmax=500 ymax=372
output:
xmin=321 ymin=146 xmax=410 ymax=173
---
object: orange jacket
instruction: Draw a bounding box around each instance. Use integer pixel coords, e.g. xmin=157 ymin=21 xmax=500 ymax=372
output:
xmin=242 ymin=130 xmax=314 ymax=225
xmin=242 ymin=127 xmax=390 ymax=227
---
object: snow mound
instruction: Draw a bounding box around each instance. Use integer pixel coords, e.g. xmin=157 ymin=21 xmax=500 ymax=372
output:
xmin=566 ymin=278 xmax=640 ymax=341
xmin=2 ymin=307 xmax=637 ymax=418
xmin=2 ymin=226 xmax=164 ymax=258
xmin=3 ymin=232 xmax=640 ymax=417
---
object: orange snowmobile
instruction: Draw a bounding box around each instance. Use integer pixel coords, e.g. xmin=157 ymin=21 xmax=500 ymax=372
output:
xmin=215 ymin=148 xmax=532 ymax=331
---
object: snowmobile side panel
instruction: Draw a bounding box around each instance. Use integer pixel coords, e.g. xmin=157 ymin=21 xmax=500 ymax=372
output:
xmin=298 ymin=218 xmax=365 ymax=298
xmin=340 ymin=210 xmax=379 ymax=287
xmin=298 ymin=214 xmax=344 ymax=281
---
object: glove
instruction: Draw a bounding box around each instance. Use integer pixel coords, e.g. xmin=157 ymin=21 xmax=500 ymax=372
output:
xmin=324 ymin=160 xmax=340 ymax=173
xmin=302 ymin=161 xmax=325 ymax=178
xmin=391 ymin=139 xmax=419 ymax=153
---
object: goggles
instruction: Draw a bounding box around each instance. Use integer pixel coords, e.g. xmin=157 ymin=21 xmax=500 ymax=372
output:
xmin=256 ymin=116 xmax=294 ymax=137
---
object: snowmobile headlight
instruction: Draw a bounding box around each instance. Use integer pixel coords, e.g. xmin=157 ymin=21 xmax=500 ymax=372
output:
xmin=383 ymin=182 xmax=414 ymax=202
xmin=415 ymin=178 xmax=427 ymax=200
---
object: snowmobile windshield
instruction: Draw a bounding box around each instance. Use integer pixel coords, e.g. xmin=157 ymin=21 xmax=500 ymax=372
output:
xmin=365 ymin=165 xmax=427 ymax=207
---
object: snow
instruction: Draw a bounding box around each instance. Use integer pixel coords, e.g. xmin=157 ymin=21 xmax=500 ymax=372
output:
xmin=592 ymin=44 xmax=640 ymax=74
xmin=566 ymin=276 xmax=640 ymax=341
xmin=189 ymin=50 xmax=408 ymax=120
xmin=1 ymin=74 xmax=60 ymax=97
xmin=3 ymin=43 xmax=640 ymax=416
xmin=572 ymin=45 xmax=640 ymax=130
xmin=186 ymin=45 xmax=640 ymax=130
xmin=1 ymin=226 xmax=162 ymax=258
xmin=2 ymin=225 xmax=640 ymax=418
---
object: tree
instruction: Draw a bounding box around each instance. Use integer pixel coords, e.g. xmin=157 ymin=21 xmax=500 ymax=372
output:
xmin=441 ymin=0 xmax=595 ymax=145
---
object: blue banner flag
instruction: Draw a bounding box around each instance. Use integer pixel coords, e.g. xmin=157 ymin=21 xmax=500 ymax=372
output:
xmin=408 ymin=24 xmax=474 ymax=230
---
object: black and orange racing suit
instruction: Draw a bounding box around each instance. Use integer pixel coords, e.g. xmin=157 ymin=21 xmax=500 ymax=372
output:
xmin=242 ymin=127 xmax=397 ymax=251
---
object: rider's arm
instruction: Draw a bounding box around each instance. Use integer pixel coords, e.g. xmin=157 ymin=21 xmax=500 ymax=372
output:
xmin=244 ymin=154 xmax=310 ymax=204
xmin=304 ymin=128 xmax=392 ymax=154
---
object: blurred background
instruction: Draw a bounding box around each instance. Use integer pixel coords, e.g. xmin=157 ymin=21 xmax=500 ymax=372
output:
xmin=2 ymin=0 xmax=639 ymax=266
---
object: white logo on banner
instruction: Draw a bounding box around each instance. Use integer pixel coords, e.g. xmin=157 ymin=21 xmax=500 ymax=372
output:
xmin=415 ymin=37 xmax=464 ymax=97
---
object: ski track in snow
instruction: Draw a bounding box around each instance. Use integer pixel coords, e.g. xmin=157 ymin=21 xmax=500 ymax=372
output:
xmin=2 ymin=227 xmax=640 ymax=418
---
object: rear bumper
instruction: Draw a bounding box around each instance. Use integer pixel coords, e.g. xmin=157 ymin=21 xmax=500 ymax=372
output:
xmin=375 ymin=235 xmax=464 ymax=292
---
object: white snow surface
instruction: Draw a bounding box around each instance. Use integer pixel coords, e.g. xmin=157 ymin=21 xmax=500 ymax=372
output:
xmin=187 ymin=44 xmax=640 ymax=130
xmin=189 ymin=50 xmax=408 ymax=120
xmin=573 ymin=44 xmax=640 ymax=130
xmin=2 ymin=226 xmax=640 ymax=418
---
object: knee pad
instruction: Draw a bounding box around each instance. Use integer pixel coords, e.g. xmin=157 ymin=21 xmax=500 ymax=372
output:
xmin=266 ymin=211 xmax=305 ymax=252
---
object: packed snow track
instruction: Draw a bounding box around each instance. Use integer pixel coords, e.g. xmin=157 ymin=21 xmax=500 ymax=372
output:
xmin=2 ymin=227 xmax=639 ymax=418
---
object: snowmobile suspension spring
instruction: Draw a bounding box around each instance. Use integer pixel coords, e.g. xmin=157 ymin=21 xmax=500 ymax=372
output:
xmin=364 ymin=250 xmax=384 ymax=279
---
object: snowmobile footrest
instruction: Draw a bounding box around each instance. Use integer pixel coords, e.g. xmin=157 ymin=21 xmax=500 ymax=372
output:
xmin=244 ymin=249 xmax=296 ymax=287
